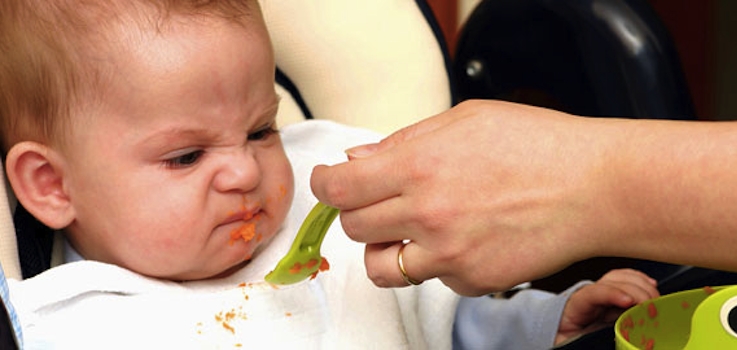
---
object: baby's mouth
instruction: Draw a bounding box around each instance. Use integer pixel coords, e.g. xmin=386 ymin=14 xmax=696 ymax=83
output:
xmin=225 ymin=211 xmax=263 ymax=246
xmin=222 ymin=208 xmax=260 ymax=225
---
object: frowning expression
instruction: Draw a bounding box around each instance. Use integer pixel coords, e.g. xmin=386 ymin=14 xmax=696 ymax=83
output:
xmin=59 ymin=10 xmax=293 ymax=280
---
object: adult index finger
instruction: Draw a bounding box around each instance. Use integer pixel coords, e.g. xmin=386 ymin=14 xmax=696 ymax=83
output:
xmin=346 ymin=104 xmax=466 ymax=159
xmin=310 ymin=152 xmax=405 ymax=210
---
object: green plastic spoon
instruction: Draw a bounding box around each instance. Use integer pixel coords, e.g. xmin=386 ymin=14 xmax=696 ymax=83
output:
xmin=264 ymin=202 xmax=340 ymax=285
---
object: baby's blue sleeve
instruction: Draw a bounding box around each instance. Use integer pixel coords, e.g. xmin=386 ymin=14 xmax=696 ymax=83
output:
xmin=452 ymin=281 xmax=591 ymax=350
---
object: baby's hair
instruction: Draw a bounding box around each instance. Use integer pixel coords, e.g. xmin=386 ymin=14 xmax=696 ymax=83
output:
xmin=0 ymin=0 xmax=256 ymax=156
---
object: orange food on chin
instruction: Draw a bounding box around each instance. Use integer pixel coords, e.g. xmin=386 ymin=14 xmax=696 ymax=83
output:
xmin=228 ymin=223 xmax=256 ymax=246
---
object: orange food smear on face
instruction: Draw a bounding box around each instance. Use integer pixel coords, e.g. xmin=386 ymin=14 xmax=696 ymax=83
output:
xmin=265 ymin=185 xmax=289 ymax=207
xmin=228 ymin=222 xmax=256 ymax=246
xmin=279 ymin=185 xmax=287 ymax=198
xmin=226 ymin=196 xmax=263 ymax=246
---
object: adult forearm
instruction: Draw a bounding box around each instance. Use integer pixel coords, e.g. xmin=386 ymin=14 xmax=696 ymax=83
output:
xmin=597 ymin=119 xmax=737 ymax=270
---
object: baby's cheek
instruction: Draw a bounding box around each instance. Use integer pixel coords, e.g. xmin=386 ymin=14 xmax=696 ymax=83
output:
xmin=275 ymin=176 xmax=295 ymax=208
xmin=281 ymin=186 xmax=295 ymax=220
xmin=264 ymin=183 xmax=293 ymax=240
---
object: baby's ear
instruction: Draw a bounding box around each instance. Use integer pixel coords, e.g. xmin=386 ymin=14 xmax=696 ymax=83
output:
xmin=5 ymin=141 xmax=74 ymax=229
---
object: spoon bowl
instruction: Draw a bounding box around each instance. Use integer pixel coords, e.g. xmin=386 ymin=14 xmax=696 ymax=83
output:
xmin=264 ymin=202 xmax=339 ymax=285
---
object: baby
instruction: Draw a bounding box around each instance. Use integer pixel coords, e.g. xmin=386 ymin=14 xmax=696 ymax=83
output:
xmin=0 ymin=0 xmax=658 ymax=349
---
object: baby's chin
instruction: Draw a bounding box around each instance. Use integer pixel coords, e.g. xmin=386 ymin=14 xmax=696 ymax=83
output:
xmin=179 ymin=239 xmax=272 ymax=281
xmin=157 ymin=260 xmax=251 ymax=282
xmin=156 ymin=230 xmax=278 ymax=281
xmin=204 ymin=260 xmax=252 ymax=280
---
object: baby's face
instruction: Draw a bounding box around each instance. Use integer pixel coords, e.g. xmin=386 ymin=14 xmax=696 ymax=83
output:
xmin=59 ymin=13 xmax=293 ymax=280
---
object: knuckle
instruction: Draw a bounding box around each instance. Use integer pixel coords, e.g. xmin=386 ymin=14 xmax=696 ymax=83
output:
xmin=366 ymin=268 xmax=392 ymax=288
xmin=412 ymin=196 xmax=454 ymax=234
xmin=338 ymin=214 xmax=360 ymax=241
xmin=321 ymin=181 xmax=350 ymax=208
xmin=310 ymin=166 xmax=348 ymax=208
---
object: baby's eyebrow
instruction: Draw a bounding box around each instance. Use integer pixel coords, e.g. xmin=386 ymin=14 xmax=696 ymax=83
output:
xmin=142 ymin=97 xmax=282 ymax=145
xmin=262 ymin=96 xmax=281 ymax=120
xmin=141 ymin=127 xmax=220 ymax=148
xmin=249 ymin=98 xmax=281 ymax=129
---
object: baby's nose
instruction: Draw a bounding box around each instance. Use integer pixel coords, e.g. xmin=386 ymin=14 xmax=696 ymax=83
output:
xmin=213 ymin=148 xmax=261 ymax=193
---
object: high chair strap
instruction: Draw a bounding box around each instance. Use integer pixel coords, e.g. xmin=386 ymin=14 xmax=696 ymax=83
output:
xmin=0 ymin=297 xmax=19 ymax=349
xmin=13 ymin=204 xmax=53 ymax=279
xmin=276 ymin=68 xmax=313 ymax=120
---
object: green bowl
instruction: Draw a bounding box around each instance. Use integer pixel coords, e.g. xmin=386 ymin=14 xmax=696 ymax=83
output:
xmin=615 ymin=285 xmax=737 ymax=349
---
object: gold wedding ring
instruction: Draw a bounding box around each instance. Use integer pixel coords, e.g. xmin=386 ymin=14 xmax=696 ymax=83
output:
xmin=398 ymin=242 xmax=423 ymax=286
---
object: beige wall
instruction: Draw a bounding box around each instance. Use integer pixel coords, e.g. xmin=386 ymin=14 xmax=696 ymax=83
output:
xmin=457 ymin=0 xmax=482 ymax=29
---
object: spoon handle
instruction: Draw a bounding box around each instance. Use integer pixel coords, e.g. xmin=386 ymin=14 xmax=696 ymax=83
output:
xmin=264 ymin=202 xmax=339 ymax=285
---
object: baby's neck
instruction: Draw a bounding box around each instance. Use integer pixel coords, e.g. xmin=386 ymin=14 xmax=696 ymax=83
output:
xmin=194 ymin=260 xmax=252 ymax=282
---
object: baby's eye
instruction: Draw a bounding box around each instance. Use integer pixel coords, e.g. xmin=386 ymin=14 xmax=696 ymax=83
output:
xmin=248 ymin=124 xmax=278 ymax=141
xmin=163 ymin=150 xmax=204 ymax=169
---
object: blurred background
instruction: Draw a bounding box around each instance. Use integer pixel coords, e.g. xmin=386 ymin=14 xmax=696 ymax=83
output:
xmin=428 ymin=0 xmax=736 ymax=121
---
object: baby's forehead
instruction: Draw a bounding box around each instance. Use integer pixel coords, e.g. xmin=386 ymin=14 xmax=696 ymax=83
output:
xmin=22 ymin=4 xmax=258 ymax=108
xmin=71 ymin=2 xmax=261 ymax=97
xmin=83 ymin=2 xmax=255 ymax=39
xmin=59 ymin=1 xmax=257 ymax=49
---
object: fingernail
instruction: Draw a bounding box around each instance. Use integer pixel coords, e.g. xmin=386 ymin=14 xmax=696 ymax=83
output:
xmin=345 ymin=143 xmax=378 ymax=159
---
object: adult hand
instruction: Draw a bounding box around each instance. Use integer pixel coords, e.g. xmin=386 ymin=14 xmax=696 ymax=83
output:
xmin=311 ymin=100 xmax=616 ymax=296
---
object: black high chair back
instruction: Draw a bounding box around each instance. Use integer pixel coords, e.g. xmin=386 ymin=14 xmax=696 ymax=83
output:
xmin=454 ymin=0 xmax=695 ymax=120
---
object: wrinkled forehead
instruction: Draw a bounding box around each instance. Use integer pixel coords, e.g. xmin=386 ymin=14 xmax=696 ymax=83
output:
xmin=69 ymin=0 xmax=257 ymax=24
xmin=73 ymin=0 xmax=260 ymax=47
xmin=69 ymin=0 xmax=267 ymax=112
